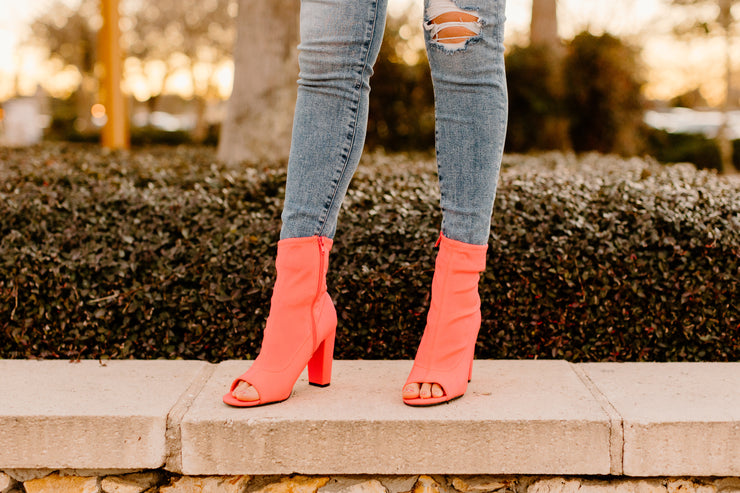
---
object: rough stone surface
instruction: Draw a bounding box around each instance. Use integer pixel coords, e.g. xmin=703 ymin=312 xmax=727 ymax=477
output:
xmin=526 ymin=478 xmax=581 ymax=493
xmin=181 ymin=361 xmax=610 ymax=475
xmin=337 ymin=480 xmax=387 ymax=493
xmin=101 ymin=472 xmax=164 ymax=493
xmin=23 ymin=473 xmax=99 ymax=493
xmin=629 ymin=479 xmax=669 ymax=493
xmin=666 ymin=480 xmax=716 ymax=493
xmin=715 ymin=479 xmax=740 ymax=492
xmin=0 ymin=472 xmax=15 ymax=493
xmin=0 ymin=473 xmax=738 ymax=493
xmin=522 ymin=478 xmax=720 ymax=493
xmin=61 ymin=469 xmax=144 ymax=477
xmin=413 ymin=476 xmax=442 ymax=493
xmin=2 ymin=469 xmax=55 ymax=482
xmin=160 ymin=475 xmax=250 ymax=493
xmin=450 ymin=477 xmax=512 ymax=492
xmin=582 ymin=362 xmax=740 ymax=476
xmin=252 ymin=476 xmax=330 ymax=493
xmin=0 ymin=360 xmax=209 ymax=470
xmin=577 ymin=479 xmax=669 ymax=493
xmin=377 ymin=476 xmax=418 ymax=493
xmin=320 ymin=479 xmax=371 ymax=493
xmin=320 ymin=479 xmax=388 ymax=493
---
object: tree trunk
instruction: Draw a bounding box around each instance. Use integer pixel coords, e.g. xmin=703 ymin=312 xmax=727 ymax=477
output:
xmin=530 ymin=0 xmax=569 ymax=150
xmin=192 ymin=96 xmax=209 ymax=144
xmin=217 ymin=0 xmax=300 ymax=164
xmin=718 ymin=0 xmax=737 ymax=174
xmin=75 ymin=77 xmax=97 ymax=133
xmin=530 ymin=0 xmax=559 ymax=49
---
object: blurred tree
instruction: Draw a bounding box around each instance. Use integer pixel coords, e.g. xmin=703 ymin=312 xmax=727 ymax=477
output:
xmin=28 ymin=0 xmax=236 ymax=142
xmin=366 ymin=8 xmax=435 ymax=151
xmin=564 ymin=32 xmax=645 ymax=155
xmin=646 ymin=129 xmax=724 ymax=170
xmin=504 ymin=45 xmax=569 ymax=152
xmin=218 ymin=0 xmax=299 ymax=164
xmin=531 ymin=0 xmax=560 ymax=49
xmin=127 ymin=0 xmax=236 ymax=142
xmin=528 ymin=0 xmax=570 ymax=151
xmin=670 ymin=87 xmax=709 ymax=108
xmin=29 ymin=0 xmax=99 ymax=132
xmin=216 ymin=1 xmax=437 ymax=159
xmin=668 ymin=0 xmax=738 ymax=173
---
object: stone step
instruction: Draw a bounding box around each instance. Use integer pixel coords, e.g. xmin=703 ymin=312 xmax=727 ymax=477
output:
xmin=0 ymin=360 xmax=211 ymax=470
xmin=1 ymin=360 xmax=738 ymax=477
xmin=183 ymin=360 xmax=610 ymax=475
xmin=579 ymin=362 xmax=740 ymax=476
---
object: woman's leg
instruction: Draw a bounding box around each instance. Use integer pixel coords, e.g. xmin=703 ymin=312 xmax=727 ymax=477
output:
xmin=229 ymin=0 xmax=388 ymax=404
xmin=403 ymin=0 xmax=508 ymax=403
xmin=280 ymin=0 xmax=389 ymax=240
xmin=427 ymin=0 xmax=508 ymax=246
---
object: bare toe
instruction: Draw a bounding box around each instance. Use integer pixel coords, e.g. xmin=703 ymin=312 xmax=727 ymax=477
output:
xmin=419 ymin=382 xmax=432 ymax=399
xmin=431 ymin=383 xmax=444 ymax=398
xmin=232 ymin=381 xmax=260 ymax=402
xmin=403 ymin=382 xmax=421 ymax=399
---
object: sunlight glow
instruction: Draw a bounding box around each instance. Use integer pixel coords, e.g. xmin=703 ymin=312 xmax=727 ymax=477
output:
xmin=0 ymin=0 xmax=736 ymax=107
xmin=90 ymin=103 xmax=106 ymax=117
xmin=643 ymin=35 xmax=730 ymax=105
xmin=215 ymin=60 xmax=234 ymax=99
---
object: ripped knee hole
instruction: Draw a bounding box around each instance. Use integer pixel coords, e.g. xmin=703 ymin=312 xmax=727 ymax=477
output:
xmin=425 ymin=0 xmax=481 ymax=50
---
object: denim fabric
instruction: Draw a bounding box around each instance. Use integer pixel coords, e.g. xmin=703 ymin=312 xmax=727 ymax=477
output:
xmin=280 ymin=0 xmax=508 ymax=246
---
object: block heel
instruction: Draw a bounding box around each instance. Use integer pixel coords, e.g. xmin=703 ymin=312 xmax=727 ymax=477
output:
xmin=223 ymin=236 xmax=337 ymax=407
xmin=308 ymin=329 xmax=335 ymax=387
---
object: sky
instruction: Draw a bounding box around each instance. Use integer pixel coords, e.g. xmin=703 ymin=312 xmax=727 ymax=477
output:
xmin=0 ymin=0 xmax=735 ymax=104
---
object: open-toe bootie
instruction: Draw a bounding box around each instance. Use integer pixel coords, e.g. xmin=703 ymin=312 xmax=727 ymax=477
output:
xmin=223 ymin=235 xmax=337 ymax=407
xmin=403 ymin=232 xmax=487 ymax=406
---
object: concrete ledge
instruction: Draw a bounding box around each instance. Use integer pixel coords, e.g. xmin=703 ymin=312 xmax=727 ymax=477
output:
xmin=581 ymin=362 xmax=740 ymax=477
xmin=182 ymin=360 xmax=610 ymax=475
xmin=0 ymin=360 xmax=209 ymax=470
xmin=1 ymin=359 xmax=738 ymax=476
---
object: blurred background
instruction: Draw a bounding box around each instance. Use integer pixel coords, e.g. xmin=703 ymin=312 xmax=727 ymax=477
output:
xmin=0 ymin=0 xmax=738 ymax=173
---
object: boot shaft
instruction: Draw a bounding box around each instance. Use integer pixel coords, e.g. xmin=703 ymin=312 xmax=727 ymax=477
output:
xmin=271 ymin=236 xmax=333 ymax=309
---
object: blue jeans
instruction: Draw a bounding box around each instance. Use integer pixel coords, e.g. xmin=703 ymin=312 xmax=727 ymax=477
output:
xmin=280 ymin=0 xmax=508 ymax=246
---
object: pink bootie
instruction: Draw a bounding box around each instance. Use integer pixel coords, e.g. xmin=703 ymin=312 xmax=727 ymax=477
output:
xmin=403 ymin=232 xmax=487 ymax=406
xmin=224 ymin=235 xmax=336 ymax=407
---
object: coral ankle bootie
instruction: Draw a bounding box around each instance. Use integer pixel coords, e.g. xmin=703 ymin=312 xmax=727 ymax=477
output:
xmin=223 ymin=235 xmax=337 ymax=407
xmin=403 ymin=232 xmax=488 ymax=406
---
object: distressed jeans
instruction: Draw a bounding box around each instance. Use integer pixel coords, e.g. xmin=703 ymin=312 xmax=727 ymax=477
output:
xmin=280 ymin=0 xmax=508 ymax=245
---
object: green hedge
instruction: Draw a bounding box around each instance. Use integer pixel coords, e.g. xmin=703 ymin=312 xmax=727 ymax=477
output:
xmin=646 ymin=129 xmax=740 ymax=172
xmin=1 ymin=145 xmax=738 ymax=362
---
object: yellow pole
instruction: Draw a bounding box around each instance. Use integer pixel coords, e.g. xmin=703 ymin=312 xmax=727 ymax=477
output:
xmin=99 ymin=0 xmax=129 ymax=149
